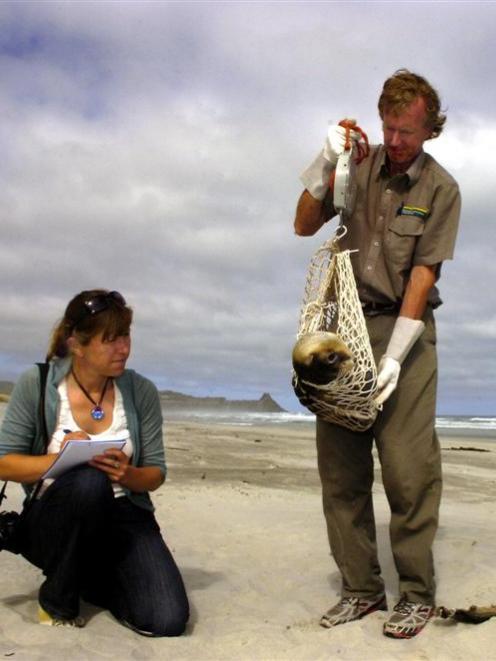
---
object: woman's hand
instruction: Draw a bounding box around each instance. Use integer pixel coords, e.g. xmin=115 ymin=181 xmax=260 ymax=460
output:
xmin=60 ymin=430 xmax=90 ymax=450
xmin=88 ymin=448 xmax=130 ymax=484
xmin=89 ymin=450 xmax=164 ymax=492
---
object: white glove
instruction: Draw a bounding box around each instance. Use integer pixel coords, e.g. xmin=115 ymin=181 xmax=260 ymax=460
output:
xmin=375 ymin=356 xmax=401 ymax=406
xmin=300 ymin=121 xmax=360 ymax=201
xmin=374 ymin=316 xmax=425 ymax=405
xmin=323 ymin=122 xmax=360 ymax=167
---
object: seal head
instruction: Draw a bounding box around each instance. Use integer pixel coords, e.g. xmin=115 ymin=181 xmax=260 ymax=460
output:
xmin=292 ymin=331 xmax=353 ymax=386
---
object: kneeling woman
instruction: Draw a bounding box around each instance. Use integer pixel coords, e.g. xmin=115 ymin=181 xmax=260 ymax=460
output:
xmin=0 ymin=290 xmax=189 ymax=635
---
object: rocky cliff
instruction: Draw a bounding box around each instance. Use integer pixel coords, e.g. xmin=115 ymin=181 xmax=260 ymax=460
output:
xmin=159 ymin=390 xmax=285 ymax=413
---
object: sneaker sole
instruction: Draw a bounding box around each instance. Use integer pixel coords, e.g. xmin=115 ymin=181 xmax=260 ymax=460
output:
xmin=383 ymin=627 xmax=424 ymax=639
xmin=383 ymin=610 xmax=433 ymax=639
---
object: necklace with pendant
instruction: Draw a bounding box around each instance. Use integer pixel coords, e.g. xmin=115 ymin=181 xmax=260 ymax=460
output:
xmin=71 ymin=369 xmax=111 ymax=421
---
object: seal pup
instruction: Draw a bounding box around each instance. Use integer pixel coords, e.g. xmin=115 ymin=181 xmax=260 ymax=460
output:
xmin=292 ymin=331 xmax=353 ymax=386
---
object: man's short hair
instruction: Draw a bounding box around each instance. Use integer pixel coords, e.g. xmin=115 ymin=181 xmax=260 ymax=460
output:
xmin=378 ymin=69 xmax=446 ymax=138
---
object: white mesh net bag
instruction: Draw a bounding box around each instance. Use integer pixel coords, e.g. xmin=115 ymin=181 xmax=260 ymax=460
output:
xmin=292 ymin=228 xmax=380 ymax=431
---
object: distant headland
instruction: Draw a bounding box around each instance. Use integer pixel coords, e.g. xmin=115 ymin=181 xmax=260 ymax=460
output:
xmin=159 ymin=390 xmax=285 ymax=413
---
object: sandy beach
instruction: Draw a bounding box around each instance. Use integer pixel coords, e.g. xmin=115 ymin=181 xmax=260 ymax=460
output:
xmin=1 ymin=419 xmax=496 ymax=660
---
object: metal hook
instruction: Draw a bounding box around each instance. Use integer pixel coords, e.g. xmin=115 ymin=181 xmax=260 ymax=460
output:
xmin=335 ymin=223 xmax=348 ymax=241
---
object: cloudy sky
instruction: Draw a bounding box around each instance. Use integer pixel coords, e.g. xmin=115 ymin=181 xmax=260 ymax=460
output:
xmin=1 ymin=1 xmax=495 ymax=414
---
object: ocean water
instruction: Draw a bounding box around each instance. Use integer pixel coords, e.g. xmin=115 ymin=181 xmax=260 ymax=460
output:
xmin=162 ymin=409 xmax=315 ymax=428
xmin=0 ymin=402 xmax=494 ymax=439
xmin=435 ymin=416 xmax=496 ymax=437
xmin=162 ymin=408 xmax=496 ymax=438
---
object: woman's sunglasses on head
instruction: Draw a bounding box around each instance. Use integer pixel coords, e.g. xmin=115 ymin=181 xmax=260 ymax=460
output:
xmin=71 ymin=291 xmax=126 ymax=328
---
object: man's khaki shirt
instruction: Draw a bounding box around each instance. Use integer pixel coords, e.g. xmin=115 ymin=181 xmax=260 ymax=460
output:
xmin=320 ymin=145 xmax=461 ymax=307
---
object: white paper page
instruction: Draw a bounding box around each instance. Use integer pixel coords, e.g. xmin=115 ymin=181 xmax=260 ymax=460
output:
xmin=42 ymin=439 xmax=126 ymax=480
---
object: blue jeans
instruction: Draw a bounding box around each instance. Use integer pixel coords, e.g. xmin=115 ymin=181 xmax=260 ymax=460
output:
xmin=20 ymin=465 xmax=189 ymax=636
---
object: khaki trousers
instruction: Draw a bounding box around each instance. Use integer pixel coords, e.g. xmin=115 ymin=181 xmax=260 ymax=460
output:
xmin=316 ymin=307 xmax=441 ymax=605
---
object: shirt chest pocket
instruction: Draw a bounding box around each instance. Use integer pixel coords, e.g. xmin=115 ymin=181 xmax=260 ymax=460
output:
xmin=385 ymin=215 xmax=425 ymax=270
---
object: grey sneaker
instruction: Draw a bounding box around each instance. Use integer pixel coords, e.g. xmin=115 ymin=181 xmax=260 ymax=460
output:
xmin=383 ymin=598 xmax=434 ymax=638
xmin=320 ymin=593 xmax=387 ymax=628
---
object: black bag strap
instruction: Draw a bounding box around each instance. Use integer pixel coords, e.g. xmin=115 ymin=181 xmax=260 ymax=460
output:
xmin=36 ymin=361 xmax=50 ymax=451
xmin=0 ymin=481 xmax=7 ymax=508
xmin=27 ymin=362 xmax=51 ymax=502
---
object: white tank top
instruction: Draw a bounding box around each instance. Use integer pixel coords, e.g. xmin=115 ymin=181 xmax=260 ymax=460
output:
xmin=41 ymin=378 xmax=134 ymax=498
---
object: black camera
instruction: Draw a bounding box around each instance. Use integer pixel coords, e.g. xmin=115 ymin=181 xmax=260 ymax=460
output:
xmin=0 ymin=510 xmax=22 ymax=554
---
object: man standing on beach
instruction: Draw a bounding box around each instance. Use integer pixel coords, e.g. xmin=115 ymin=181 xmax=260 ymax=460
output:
xmin=294 ymin=70 xmax=461 ymax=638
